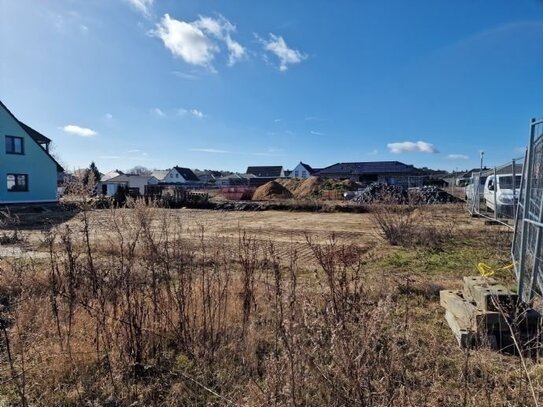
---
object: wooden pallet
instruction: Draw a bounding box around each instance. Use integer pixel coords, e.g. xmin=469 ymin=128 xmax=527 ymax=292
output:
xmin=440 ymin=276 xmax=540 ymax=350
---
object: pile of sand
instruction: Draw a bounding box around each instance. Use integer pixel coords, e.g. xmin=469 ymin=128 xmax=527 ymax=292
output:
xmin=252 ymin=181 xmax=293 ymax=200
xmin=293 ymin=176 xmax=323 ymax=199
xmin=277 ymin=178 xmax=304 ymax=194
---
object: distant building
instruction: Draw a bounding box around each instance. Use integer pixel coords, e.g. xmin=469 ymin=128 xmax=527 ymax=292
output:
xmin=102 ymin=174 xmax=159 ymax=196
xmin=289 ymin=162 xmax=319 ymax=179
xmin=152 ymin=166 xmax=200 ymax=184
xmin=316 ymin=161 xmax=421 ymax=185
xmin=246 ymin=166 xmax=285 ymax=178
xmin=216 ymin=173 xmax=256 ymax=187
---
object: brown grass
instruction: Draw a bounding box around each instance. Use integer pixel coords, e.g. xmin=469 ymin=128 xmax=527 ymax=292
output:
xmin=0 ymin=201 xmax=542 ymax=406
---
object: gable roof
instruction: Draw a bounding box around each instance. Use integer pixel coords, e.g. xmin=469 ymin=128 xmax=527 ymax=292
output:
xmin=151 ymin=170 xmax=169 ymax=181
xmin=106 ymin=174 xmax=158 ymax=183
xmin=17 ymin=121 xmax=52 ymax=144
xmin=0 ymin=99 xmax=64 ymax=172
xmin=246 ymin=166 xmax=283 ymax=177
xmin=101 ymin=170 xmax=124 ymax=182
xmin=317 ymin=161 xmax=419 ymax=176
xmin=297 ymin=162 xmax=317 ymax=174
xmin=173 ymin=166 xmax=200 ymax=181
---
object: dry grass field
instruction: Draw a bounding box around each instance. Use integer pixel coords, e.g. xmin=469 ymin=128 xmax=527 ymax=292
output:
xmin=0 ymin=202 xmax=541 ymax=406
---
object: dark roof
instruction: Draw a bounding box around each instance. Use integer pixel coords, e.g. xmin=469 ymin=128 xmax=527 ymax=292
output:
xmin=173 ymin=166 xmax=200 ymax=181
xmin=299 ymin=161 xmax=319 ymax=174
xmin=482 ymin=163 xmax=523 ymax=177
xmin=317 ymin=161 xmax=419 ymax=176
xmin=246 ymin=166 xmax=283 ymax=177
xmin=0 ymin=99 xmax=63 ymax=172
xmin=17 ymin=121 xmax=52 ymax=144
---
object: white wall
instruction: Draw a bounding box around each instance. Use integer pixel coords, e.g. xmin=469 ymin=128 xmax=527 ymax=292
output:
xmin=165 ymin=168 xmax=187 ymax=183
xmin=289 ymin=163 xmax=311 ymax=179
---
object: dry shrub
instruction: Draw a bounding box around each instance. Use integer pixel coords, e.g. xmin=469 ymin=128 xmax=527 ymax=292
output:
xmin=0 ymin=201 xmax=541 ymax=406
xmin=370 ymin=198 xmax=458 ymax=250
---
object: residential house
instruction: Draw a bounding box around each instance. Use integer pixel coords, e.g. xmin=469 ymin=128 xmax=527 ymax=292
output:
xmin=317 ymin=161 xmax=421 ymax=185
xmin=0 ymin=100 xmax=63 ymax=204
xmin=289 ymin=162 xmax=318 ymax=179
xmin=194 ymin=170 xmax=222 ymax=184
xmin=216 ymin=173 xmax=256 ymax=187
xmin=97 ymin=170 xmax=124 ymax=195
xmin=152 ymin=166 xmax=200 ymax=184
xmin=246 ymin=166 xmax=285 ymax=178
xmin=102 ymin=174 xmax=159 ymax=196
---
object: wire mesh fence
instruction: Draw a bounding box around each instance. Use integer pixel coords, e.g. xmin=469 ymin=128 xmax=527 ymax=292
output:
xmin=466 ymin=156 xmax=524 ymax=226
xmin=512 ymin=118 xmax=543 ymax=303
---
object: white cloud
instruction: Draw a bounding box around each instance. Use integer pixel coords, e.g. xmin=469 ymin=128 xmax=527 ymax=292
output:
xmin=105 ymin=113 xmax=113 ymax=120
xmin=178 ymin=108 xmax=205 ymax=118
xmin=387 ymin=141 xmax=437 ymax=154
xmin=172 ymin=71 xmax=197 ymax=80
xmin=62 ymin=124 xmax=97 ymax=137
xmin=152 ymin=107 xmax=165 ymax=117
xmin=446 ymin=154 xmax=469 ymax=160
xmin=310 ymin=130 xmax=325 ymax=136
xmin=368 ymin=149 xmax=378 ymax=156
xmin=189 ymin=148 xmax=231 ymax=154
xmin=260 ymin=33 xmax=307 ymax=71
xmin=152 ymin=14 xmax=245 ymax=69
xmin=190 ymin=109 xmax=204 ymax=118
xmin=127 ymin=0 xmax=154 ymax=18
xmin=127 ymin=149 xmax=141 ymax=153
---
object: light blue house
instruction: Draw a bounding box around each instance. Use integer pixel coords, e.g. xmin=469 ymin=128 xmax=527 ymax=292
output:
xmin=1 ymin=100 xmax=63 ymax=204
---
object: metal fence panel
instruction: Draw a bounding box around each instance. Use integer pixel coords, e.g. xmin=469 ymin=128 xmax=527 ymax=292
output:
xmin=466 ymin=157 xmax=524 ymax=224
xmin=513 ymin=119 xmax=543 ymax=302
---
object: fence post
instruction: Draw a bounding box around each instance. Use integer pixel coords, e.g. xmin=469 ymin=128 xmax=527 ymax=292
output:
xmin=517 ymin=119 xmax=536 ymax=300
xmin=511 ymin=158 xmax=517 ymax=216
xmin=493 ymin=166 xmax=498 ymax=220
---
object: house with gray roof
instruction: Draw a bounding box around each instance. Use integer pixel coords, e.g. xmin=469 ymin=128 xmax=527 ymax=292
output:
xmin=246 ymin=166 xmax=285 ymax=178
xmin=289 ymin=162 xmax=319 ymax=179
xmin=152 ymin=166 xmax=200 ymax=184
xmin=316 ymin=161 xmax=421 ymax=185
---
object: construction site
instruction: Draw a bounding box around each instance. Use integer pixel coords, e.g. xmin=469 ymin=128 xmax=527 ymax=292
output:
xmin=0 ymin=119 xmax=540 ymax=406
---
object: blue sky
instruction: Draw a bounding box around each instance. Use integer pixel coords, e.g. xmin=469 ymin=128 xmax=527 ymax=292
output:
xmin=1 ymin=0 xmax=542 ymax=173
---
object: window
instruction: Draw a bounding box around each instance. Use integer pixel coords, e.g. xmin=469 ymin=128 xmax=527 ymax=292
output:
xmin=7 ymin=174 xmax=28 ymax=192
xmin=302 ymin=171 xmax=307 ymax=177
xmin=294 ymin=171 xmax=299 ymax=177
xmin=5 ymin=136 xmax=24 ymax=154
xmin=499 ymin=175 xmax=522 ymax=189
xmin=176 ymin=173 xmax=179 ymax=178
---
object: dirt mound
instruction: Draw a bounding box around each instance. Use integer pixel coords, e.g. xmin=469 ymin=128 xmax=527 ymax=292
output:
xmin=277 ymin=178 xmax=304 ymax=194
xmin=252 ymin=181 xmax=293 ymax=200
xmin=294 ymin=176 xmax=323 ymax=199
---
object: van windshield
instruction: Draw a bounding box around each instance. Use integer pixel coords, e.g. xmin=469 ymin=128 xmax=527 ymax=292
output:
xmin=498 ymin=175 xmax=522 ymax=189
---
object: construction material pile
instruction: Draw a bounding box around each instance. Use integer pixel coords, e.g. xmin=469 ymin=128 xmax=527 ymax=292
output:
xmin=349 ymin=183 xmax=461 ymax=204
xmin=351 ymin=183 xmax=407 ymax=204
xmin=252 ymin=181 xmax=293 ymax=200
xmin=408 ymin=186 xmax=461 ymax=204
xmin=293 ymin=176 xmax=323 ymax=199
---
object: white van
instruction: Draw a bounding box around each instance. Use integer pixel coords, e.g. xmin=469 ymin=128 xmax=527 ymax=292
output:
xmin=484 ymin=174 xmax=521 ymax=214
